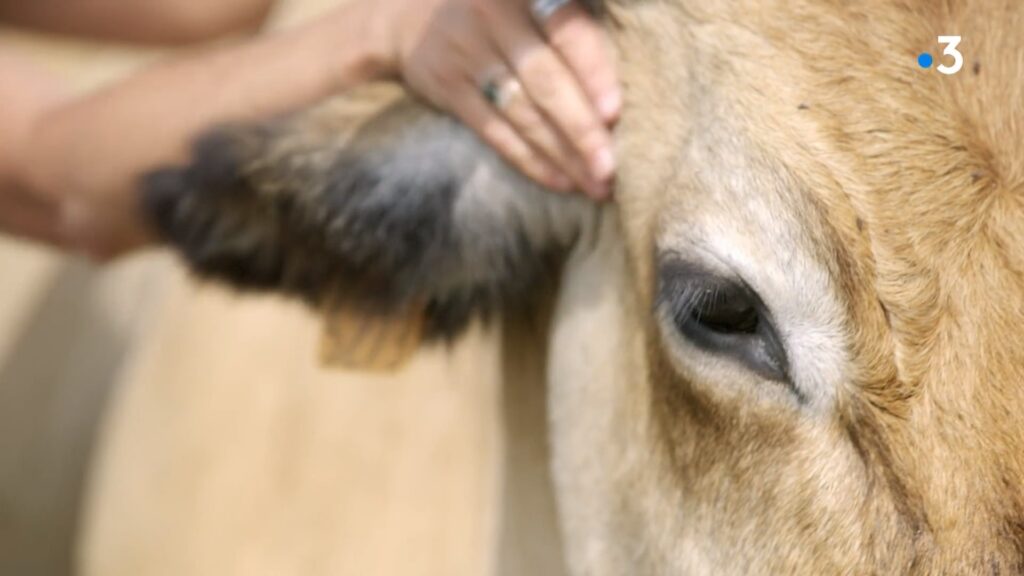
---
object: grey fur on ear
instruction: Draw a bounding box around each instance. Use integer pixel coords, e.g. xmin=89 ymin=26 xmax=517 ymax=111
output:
xmin=143 ymin=86 xmax=594 ymax=340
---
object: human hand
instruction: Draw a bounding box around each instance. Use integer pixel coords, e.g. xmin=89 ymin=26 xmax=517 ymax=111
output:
xmin=369 ymin=0 xmax=620 ymax=199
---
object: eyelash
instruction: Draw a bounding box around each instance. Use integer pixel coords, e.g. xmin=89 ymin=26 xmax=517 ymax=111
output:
xmin=660 ymin=280 xmax=726 ymax=325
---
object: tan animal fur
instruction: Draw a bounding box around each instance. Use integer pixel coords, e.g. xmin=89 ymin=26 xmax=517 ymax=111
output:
xmin=145 ymin=0 xmax=1024 ymax=573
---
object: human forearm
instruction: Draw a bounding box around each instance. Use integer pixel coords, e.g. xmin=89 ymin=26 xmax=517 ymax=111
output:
xmin=0 ymin=0 xmax=275 ymax=44
xmin=13 ymin=3 xmax=386 ymax=257
xmin=0 ymin=51 xmax=70 ymax=247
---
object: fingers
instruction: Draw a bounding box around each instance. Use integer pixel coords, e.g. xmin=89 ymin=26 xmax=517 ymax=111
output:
xmin=451 ymin=81 xmax=574 ymax=192
xmin=512 ymin=40 xmax=615 ymax=195
xmin=394 ymin=0 xmax=619 ymax=198
xmin=540 ymin=2 xmax=621 ymax=122
xmin=489 ymin=12 xmax=615 ymax=197
xmin=495 ymin=77 xmax=604 ymax=195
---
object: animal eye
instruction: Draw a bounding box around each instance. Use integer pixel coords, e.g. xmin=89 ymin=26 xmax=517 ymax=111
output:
xmin=658 ymin=261 xmax=790 ymax=385
xmin=689 ymin=287 xmax=759 ymax=334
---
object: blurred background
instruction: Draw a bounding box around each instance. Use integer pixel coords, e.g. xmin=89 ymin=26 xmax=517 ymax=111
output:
xmin=0 ymin=1 xmax=516 ymax=574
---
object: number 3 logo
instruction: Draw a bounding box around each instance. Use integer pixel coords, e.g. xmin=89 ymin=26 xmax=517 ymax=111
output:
xmin=937 ymin=36 xmax=963 ymax=75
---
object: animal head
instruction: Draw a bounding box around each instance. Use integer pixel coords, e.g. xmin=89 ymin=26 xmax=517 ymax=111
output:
xmin=146 ymin=1 xmax=1024 ymax=573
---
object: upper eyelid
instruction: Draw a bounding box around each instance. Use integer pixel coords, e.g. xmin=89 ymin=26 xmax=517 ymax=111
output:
xmin=655 ymin=259 xmax=781 ymax=343
xmin=656 ymin=255 xmax=745 ymax=305
xmin=655 ymin=249 xmax=772 ymax=315
xmin=658 ymin=277 xmax=737 ymax=328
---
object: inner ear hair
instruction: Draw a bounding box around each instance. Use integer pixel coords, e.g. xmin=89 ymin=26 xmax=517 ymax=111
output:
xmin=143 ymin=83 xmax=594 ymax=342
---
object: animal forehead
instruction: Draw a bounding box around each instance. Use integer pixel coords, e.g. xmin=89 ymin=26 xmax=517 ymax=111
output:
xmin=615 ymin=0 xmax=1024 ymax=383
xmin=662 ymin=1 xmax=1023 ymax=256
xmin=614 ymin=0 xmax=1024 ymax=266
xmin=607 ymin=0 xmax=1024 ymax=544
xmin=719 ymin=0 xmax=1019 ymax=178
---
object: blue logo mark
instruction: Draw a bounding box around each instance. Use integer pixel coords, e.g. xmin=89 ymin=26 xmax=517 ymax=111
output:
xmin=917 ymin=53 xmax=934 ymax=68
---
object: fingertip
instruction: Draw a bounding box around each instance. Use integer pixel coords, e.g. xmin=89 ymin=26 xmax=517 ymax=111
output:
xmin=590 ymin=146 xmax=616 ymax=182
xmin=597 ymin=89 xmax=622 ymax=123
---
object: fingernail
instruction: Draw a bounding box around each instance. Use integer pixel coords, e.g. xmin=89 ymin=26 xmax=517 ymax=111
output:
xmin=591 ymin=147 xmax=616 ymax=181
xmin=598 ymin=90 xmax=622 ymax=121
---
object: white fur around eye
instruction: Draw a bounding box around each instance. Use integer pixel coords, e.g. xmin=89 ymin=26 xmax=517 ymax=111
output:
xmin=654 ymin=113 xmax=851 ymax=413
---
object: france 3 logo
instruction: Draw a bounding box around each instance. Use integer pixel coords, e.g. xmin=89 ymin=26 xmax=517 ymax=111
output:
xmin=918 ymin=36 xmax=963 ymax=75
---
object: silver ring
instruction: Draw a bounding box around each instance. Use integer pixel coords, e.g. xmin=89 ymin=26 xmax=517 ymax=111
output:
xmin=480 ymin=73 xmax=523 ymax=110
xmin=530 ymin=0 xmax=573 ymax=24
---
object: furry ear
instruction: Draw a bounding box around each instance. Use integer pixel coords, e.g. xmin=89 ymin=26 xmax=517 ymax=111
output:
xmin=143 ymin=84 xmax=592 ymax=363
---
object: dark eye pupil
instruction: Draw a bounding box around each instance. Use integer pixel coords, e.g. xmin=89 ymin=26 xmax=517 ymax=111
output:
xmin=691 ymin=297 xmax=759 ymax=334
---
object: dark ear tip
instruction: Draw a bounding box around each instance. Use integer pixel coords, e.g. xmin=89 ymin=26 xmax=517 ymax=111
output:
xmin=190 ymin=128 xmax=252 ymax=188
xmin=140 ymin=167 xmax=190 ymax=241
xmin=140 ymin=126 xmax=261 ymax=239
